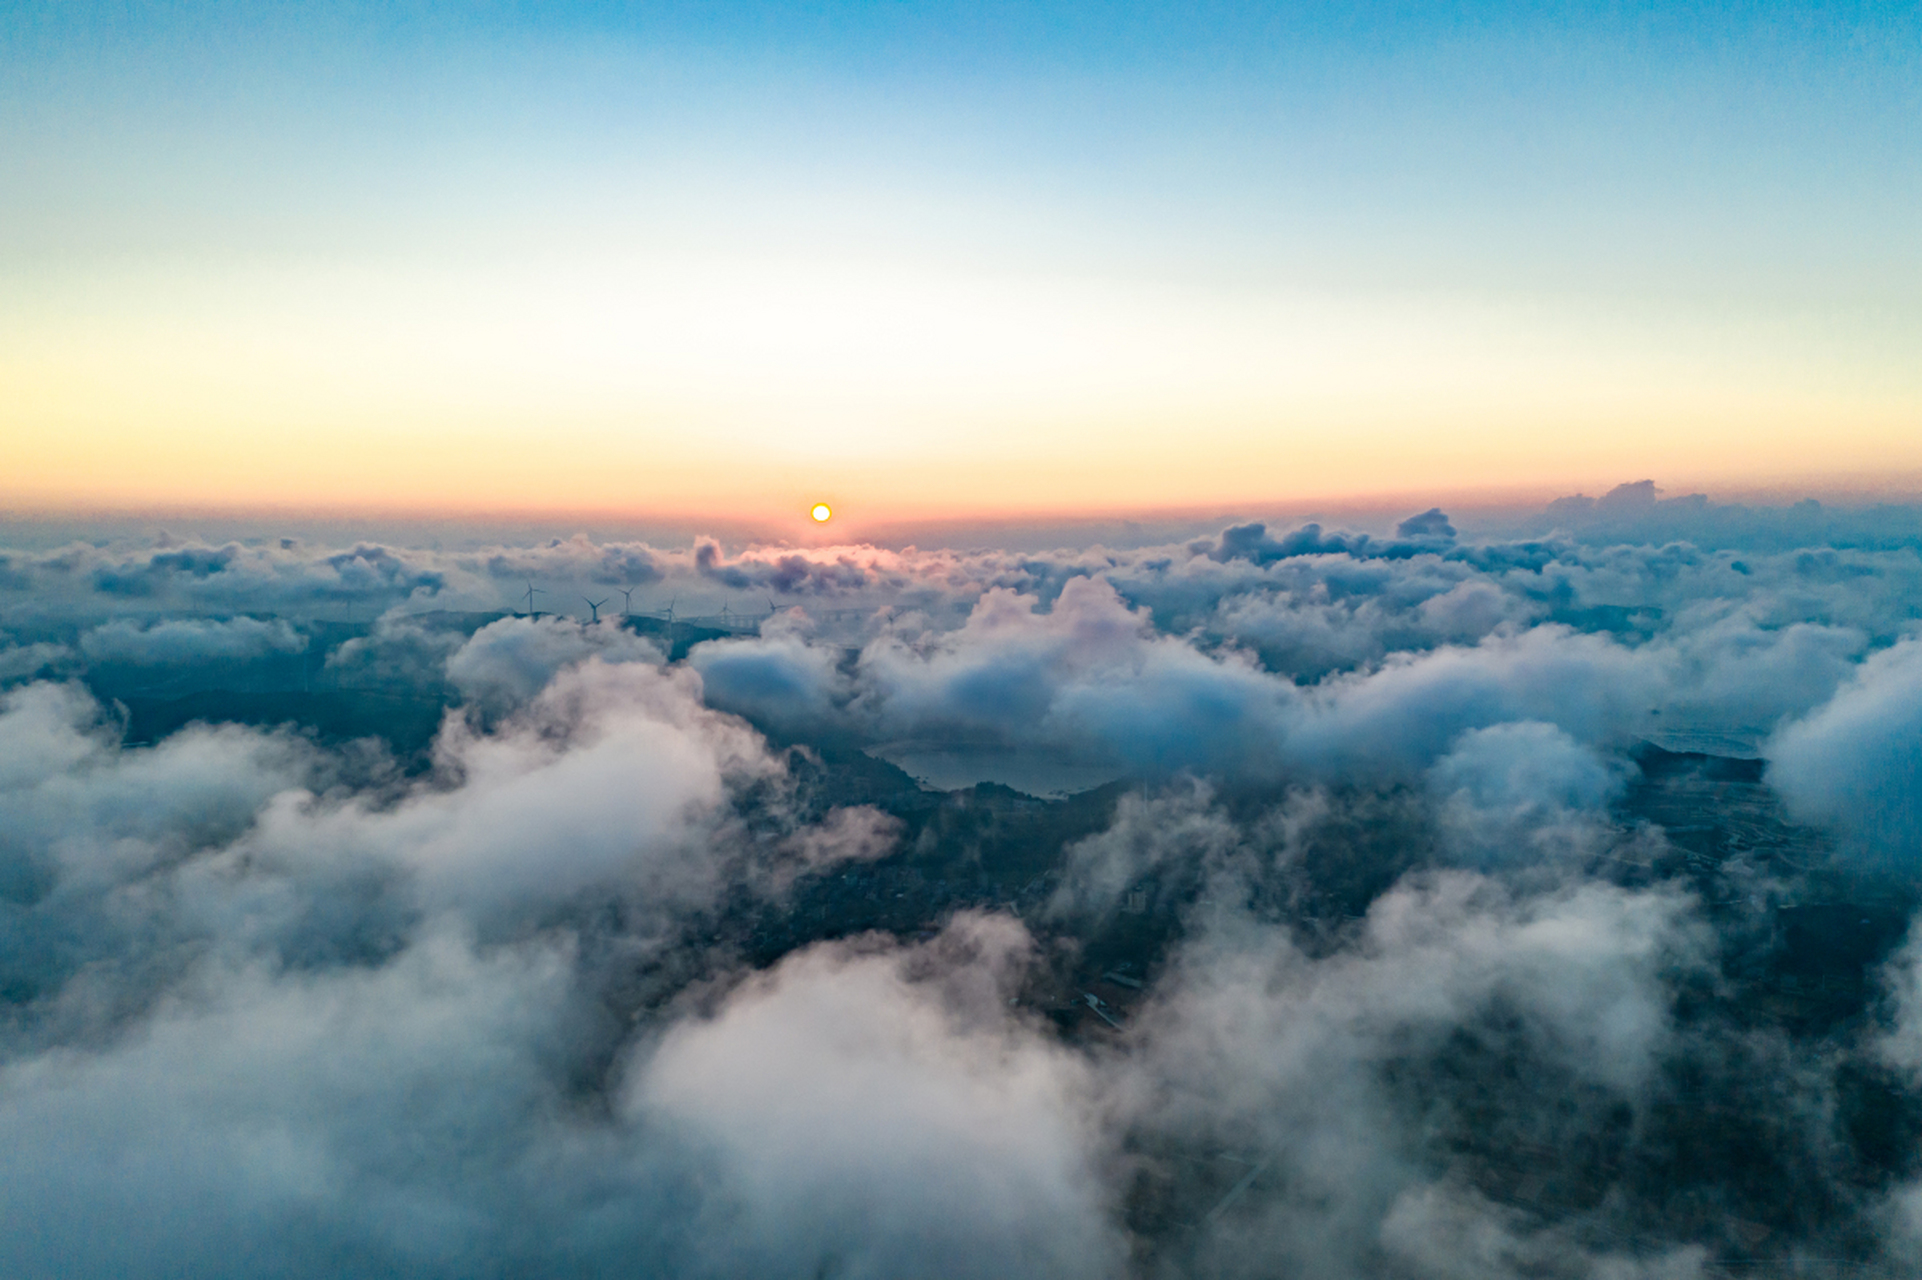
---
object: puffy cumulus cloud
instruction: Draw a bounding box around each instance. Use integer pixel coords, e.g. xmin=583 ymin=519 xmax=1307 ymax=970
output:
xmin=324 ymin=614 xmax=469 ymax=689
xmin=247 ymin=658 xmax=781 ymax=923
xmin=445 ymin=616 xmax=663 ymax=712
xmin=78 ymin=616 xmax=308 ymax=665
xmin=0 ymin=913 xmax=1112 ymax=1280
xmin=1033 ymin=787 xmax=1724 ymax=1273
xmin=84 ymin=541 xmax=449 ymax=606
xmin=0 ymin=681 xmax=342 ymax=1029
xmin=636 ymin=914 xmax=1122 ymax=1279
xmin=473 ymin=537 xmax=989 ymax=617
xmin=1202 ymin=576 xmax=1541 ymax=684
xmin=0 ymin=641 xmax=74 ymax=684
xmin=483 ymin=532 xmax=664 ymax=587
xmin=1417 ymin=578 xmax=1533 ymax=643
xmin=1643 ymin=608 xmax=1868 ymax=743
xmin=1047 ymin=781 xmax=1247 ymax=918
xmin=1396 ymin=507 xmax=1458 ymax=542
xmin=9 ymin=501 xmax=1922 ymax=1274
xmin=6 ymin=538 xmax=471 ymax=624
xmin=0 ymin=602 xmax=1702 ymax=1278
xmin=0 ymin=678 xmax=1086 ymax=1277
xmin=8 ymin=505 xmax=1922 ymax=687
xmin=0 ymin=647 xmax=872 ymax=976
xmin=507 ymin=513 xmax=1894 ymax=787
xmin=0 ymin=649 xmax=952 ymax=1276
xmin=1506 ymin=540 xmax=1922 ymax=652
xmin=681 ymin=539 xmax=1074 ymax=607
xmin=0 ymin=929 xmax=599 ymax=1279
xmin=29 ymin=514 xmax=1878 ymax=789
xmin=686 ymin=611 xmax=855 ymax=739
xmin=1202 ymin=520 xmax=1443 ymax=566
xmin=859 ymin=578 xmax=1297 ymax=776
xmin=0 ymin=681 xmax=319 ymax=895
xmin=90 ymin=543 xmax=241 ymax=593
xmin=1110 ymin=873 xmax=1708 ymax=1279
xmin=694 ymin=538 xmax=876 ymax=595
xmin=692 ymin=580 xmax=1795 ymax=791
xmin=1205 ymin=588 xmax=1404 ymax=681
xmin=1428 ymin=722 xmax=1629 ymax=870
xmin=1281 ymin=626 xmax=1657 ymax=779
xmin=1767 ymin=637 xmax=1922 ymax=860
xmin=1431 ymin=722 xmax=1623 ymax=814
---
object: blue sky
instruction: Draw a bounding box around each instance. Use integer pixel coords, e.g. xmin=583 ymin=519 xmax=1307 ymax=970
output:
xmin=11 ymin=0 xmax=1914 ymax=286
xmin=4 ymin=1 xmax=1918 ymax=517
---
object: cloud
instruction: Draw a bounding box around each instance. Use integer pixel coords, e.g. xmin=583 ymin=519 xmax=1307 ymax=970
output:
xmin=0 ymin=679 xmax=332 ymax=1011
xmin=7 ymin=501 xmax=1922 ymax=1273
xmin=90 ymin=544 xmax=241 ymax=594
xmin=76 ymin=542 xmax=448 ymax=607
xmin=0 ymin=928 xmax=595 ymax=1278
xmin=0 ymin=681 xmax=318 ymax=888
xmin=1648 ymin=608 xmax=1867 ymax=740
xmin=688 ymin=568 xmax=1859 ymax=793
xmin=694 ymin=539 xmax=877 ymax=594
xmin=0 ymin=642 xmax=74 ymax=683
xmin=330 ymin=660 xmax=773 ymax=920
xmin=685 ymin=611 xmax=856 ymax=739
xmin=1047 ymin=779 xmax=1245 ymax=918
xmin=635 ymin=914 xmax=1123 ymax=1279
xmin=1375 ymin=1182 xmax=1710 ymax=1280
xmin=484 ymin=534 xmax=664 ymax=587
xmin=323 ymin=615 xmax=469 ymax=689
xmin=1203 ymin=508 xmax=1458 ymax=567
xmin=0 ymin=909 xmax=1113 ymax=1279
xmin=0 ymin=644 xmax=929 ymax=1276
xmin=1430 ymin=722 xmax=1623 ymax=814
xmin=1767 ymin=636 xmax=1922 ymax=860
xmin=857 ymin=577 xmax=1298 ymax=776
xmin=0 ymin=648 xmax=1106 ymax=1277
xmin=1279 ymin=625 xmax=1656 ymax=779
xmin=1428 ymin=722 xmax=1628 ymax=869
xmin=79 ymin=616 xmax=308 ymax=665
xmin=444 ymin=616 xmax=663 ymax=712
xmin=11 ymin=518 xmax=1894 ymax=800
xmin=1111 ymin=871 xmax=1708 ymax=1278
xmin=1396 ymin=507 xmax=1458 ymax=542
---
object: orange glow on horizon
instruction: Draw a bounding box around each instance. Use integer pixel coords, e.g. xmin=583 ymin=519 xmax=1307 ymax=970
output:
xmin=4 ymin=253 xmax=1919 ymax=523
xmin=6 ymin=395 xmax=1921 ymax=527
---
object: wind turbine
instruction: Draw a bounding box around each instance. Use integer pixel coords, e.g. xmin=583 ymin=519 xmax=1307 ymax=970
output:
xmin=766 ymin=596 xmax=778 ymax=615
xmin=523 ymin=581 xmax=543 ymax=618
xmin=619 ymin=588 xmax=634 ymax=617
xmin=583 ymin=597 xmax=607 ymax=624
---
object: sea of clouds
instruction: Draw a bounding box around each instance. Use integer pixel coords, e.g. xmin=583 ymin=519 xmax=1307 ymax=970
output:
xmin=3 ymin=485 xmax=1922 ymax=1276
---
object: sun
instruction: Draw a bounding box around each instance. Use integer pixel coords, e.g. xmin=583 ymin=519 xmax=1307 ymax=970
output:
xmin=810 ymin=502 xmax=833 ymax=523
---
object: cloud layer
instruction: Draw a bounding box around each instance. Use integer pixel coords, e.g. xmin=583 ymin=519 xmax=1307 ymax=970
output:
xmin=4 ymin=493 xmax=1922 ymax=1275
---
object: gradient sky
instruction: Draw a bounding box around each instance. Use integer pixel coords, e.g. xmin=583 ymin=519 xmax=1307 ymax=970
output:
xmin=3 ymin=1 xmax=1918 ymax=522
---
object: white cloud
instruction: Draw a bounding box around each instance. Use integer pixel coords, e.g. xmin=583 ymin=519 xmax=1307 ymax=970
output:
xmin=1767 ymin=636 xmax=1922 ymax=861
xmin=80 ymin=616 xmax=308 ymax=665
